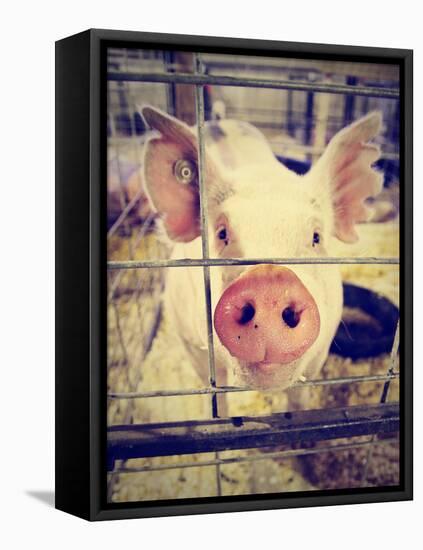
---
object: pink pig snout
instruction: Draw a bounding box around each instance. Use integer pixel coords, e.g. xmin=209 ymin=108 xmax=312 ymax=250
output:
xmin=213 ymin=265 xmax=320 ymax=365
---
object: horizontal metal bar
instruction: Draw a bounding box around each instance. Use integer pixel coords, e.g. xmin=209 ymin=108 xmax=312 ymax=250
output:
xmin=201 ymin=58 xmax=400 ymax=82
xmin=107 ymin=402 xmax=399 ymax=467
xmin=108 ymin=372 xmax=399 ymax=400
xmin=107 ymin=214 xmax=159 ymax=302
xmin=108 ymin=72 xmax=399 ymax=99
xmin=111 ymin=437 xmax=397 ymax=474
xmin=108 ymin=256 xmax=400 ymax=270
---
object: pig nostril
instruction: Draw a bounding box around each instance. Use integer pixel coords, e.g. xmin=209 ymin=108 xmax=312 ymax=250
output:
xmin=282 ymin=306 xmax=300 ymax=328
xmin=238 ymin=303 xmax=255 ymax=325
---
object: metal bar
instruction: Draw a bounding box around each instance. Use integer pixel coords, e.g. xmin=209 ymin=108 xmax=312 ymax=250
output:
xmin=108 ymin=52 xmax=149 ymax=501
xmin=108 ymin=95 xmax=142 ymax=323
xmin=108 ymin=99 xmax=137 ymax=256
xmin=380 ymin=320 xmax=400 ymax=404
xmin=107 ymin=269 xmax=163 ymax=370
xmin=196 ymin=54 xmax=221 ymax=494
xmin=112 ymin=437 xmax=398 ymax=475
xmin=194 ymin=53 xmax=219 ymax=420
xmin=107 ymin=55 xmax=151 ymax=240
xmin=107 ymin=72 xmax=399 ymax=99
xmin=107 ymin=213 xmax=156 ymax=302
xmin=200 ymin=58 xmax=400 ymax=82
xmin=107 ymin=258 xmax=163 ymax=386
xmin=361 ymin=320 xmax=400 ymax=484
xmin=186 ymin=54 xmax=225 ymax=497
xmin=107 ymin=256 xmax=400 ymax=270
xmin=108 ymin=372 xmax=399 ymax=400
xmin=108 ymin=54 xmax=166 ymax=500
xmin=344 ymin=75 xmax=358 ymax=125
xmin=107 ymin=280 xmax=163 ymax=498
xmin=107 ymin=402 xmax=400 ymax=467
xmin=202 ymin=61 xmax=323 ymax=75
xmin=304 ymin=89 xmax=314 ymax=146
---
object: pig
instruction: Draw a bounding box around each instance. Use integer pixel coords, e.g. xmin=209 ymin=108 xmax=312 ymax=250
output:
xmin=139 ymin=105 xmax=383 ymax=402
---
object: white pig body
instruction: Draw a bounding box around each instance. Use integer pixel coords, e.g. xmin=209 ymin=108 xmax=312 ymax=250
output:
xmin=141 ymin=108 xmax=383 ymax=398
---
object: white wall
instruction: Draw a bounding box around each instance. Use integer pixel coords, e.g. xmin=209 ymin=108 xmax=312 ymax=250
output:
xmin=0 ymin=1 xmax=420 ymax=549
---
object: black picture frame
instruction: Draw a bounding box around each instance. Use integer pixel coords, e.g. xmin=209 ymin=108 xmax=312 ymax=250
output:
xmin=55 ymin=28 xmax=413 ymax=521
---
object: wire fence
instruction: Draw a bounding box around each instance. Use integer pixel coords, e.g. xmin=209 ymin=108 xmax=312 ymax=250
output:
xmin=106 ymin=49 xmax=400 ymax=500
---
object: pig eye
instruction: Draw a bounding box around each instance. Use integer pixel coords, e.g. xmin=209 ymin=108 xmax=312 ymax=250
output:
xmin=217 ymin=226 xmax=229 ymax=245
xmin=173 ymin=159 xmax=196 ymax=184
xmin=312 ymin=232 xmax=321 ymax=247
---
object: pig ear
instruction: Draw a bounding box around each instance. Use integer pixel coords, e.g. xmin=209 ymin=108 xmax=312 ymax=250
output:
xmin=315 ymin=112 xmax=384 ymax=243
xmin=140 ymin=106 xmax=201 ymax=242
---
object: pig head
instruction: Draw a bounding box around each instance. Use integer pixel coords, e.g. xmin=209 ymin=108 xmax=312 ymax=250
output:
xmin=140 ymin=106 xmax=383 ymax=391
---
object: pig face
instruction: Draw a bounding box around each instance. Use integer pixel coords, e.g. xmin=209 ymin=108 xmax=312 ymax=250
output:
xmin=141 ymin=106 xmax=383 ymax=389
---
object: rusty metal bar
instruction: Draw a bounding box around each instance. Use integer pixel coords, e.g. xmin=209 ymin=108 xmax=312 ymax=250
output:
xmin=107 ymin=72 xmax=399 ymax=99
xmin=112 ymin=437 xmax=398 ymax=475
xmin=108 ymin=371 xmax=399 ymax=400
xmin=108 ymin=257 xmax=399 ymax=270
xmin=107 ymin=402 xmax=399 ymax=469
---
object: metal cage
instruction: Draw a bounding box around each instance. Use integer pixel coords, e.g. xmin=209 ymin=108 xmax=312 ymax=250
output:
xmin=106 ymin=49 xmax=400 ymax=502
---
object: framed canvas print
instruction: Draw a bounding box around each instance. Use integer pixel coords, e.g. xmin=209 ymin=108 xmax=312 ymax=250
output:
xmin=55 ymin=29 xmax=413 ymax=521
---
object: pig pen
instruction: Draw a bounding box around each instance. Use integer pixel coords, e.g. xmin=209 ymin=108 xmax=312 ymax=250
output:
xmin=106 ymin=49 xmax=400 ymax=503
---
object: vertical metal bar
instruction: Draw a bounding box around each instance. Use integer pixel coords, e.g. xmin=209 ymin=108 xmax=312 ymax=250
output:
xmin=312 ymin=84 xmax=331 ymax=165
xmin=391 ymin=99 xmax=400 ymax=144
xmin=108 ymin=89 xmax=136 ymax=259
xmin=304 ymin=90 xmax=314 ymax=147
xmin=286 ymin=82 xmax=295 ymax=137
xmin=108 ymin=75 xmax=138 ymax=369
xmin=163 ymin=50 xmax=177 ymax=117
xmin=107 ymin=213 xmax=156 ymax=302
xmin=194 ymin=53 xmax=218 ymax=417
xmin=195 ymin=53 xmax=222 ymax=497
xmin=107 ymin=53 xmax=136 ymax=500
xmin=344 ymin=76 xmax=358 ymax=126
xmin=108 ymin=53 xmax=149 ymax=431
xmin=122 ymin=49 xmax=147 ymax=328
xmin=380 ymin=320 xmax=400 ymax=404
xmin=361 ymin=320 xmax=400 ymax=484
xmin=108 ymin=49 xmax=157 ymax=500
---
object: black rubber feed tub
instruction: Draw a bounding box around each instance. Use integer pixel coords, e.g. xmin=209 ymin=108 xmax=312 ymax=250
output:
xmin=330 ymin=283 xmax=399 ymax=359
